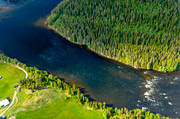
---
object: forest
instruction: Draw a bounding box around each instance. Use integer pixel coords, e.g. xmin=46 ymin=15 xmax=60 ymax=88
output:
xmin=48 ymin=0 xmax=180 ymax=72
xmin=0 ymin=52 xmax=171 ymax=118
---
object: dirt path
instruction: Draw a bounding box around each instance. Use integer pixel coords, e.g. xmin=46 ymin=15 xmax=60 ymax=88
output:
xmin=0 ymin=66 xmax=28 ymax=116
xmin=16 ymin=66 xmax=28 ymax=79
xmin=0 ymin=86 xmax=20 ymax=117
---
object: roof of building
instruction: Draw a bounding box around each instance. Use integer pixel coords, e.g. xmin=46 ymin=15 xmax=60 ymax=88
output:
xmin=0 ymin=99 xmax=10 ymax=107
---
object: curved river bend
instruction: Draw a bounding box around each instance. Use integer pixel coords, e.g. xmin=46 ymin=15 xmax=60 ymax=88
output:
xmin=0 ymin=0 xmax=179 ymax=118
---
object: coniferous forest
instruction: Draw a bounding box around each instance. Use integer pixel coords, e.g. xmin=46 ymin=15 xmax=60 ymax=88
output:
xmin=48 ymin=0 xmax=180 ymax=72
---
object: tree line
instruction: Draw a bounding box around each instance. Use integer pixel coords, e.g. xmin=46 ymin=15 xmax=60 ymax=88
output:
xmin=0 ymin=52 xmax=171 ymax=118
xmin=48 ymin=0 xmax=180 ymax=72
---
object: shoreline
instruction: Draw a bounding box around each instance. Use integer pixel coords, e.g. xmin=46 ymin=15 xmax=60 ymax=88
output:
xmin=0 ymin=0 xmax=177 ymax=117
xmin=47 ymin=25 xmax=179 ymax=74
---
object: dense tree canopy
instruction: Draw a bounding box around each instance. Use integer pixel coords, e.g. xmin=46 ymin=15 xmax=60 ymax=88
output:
xmin=48 ymin=0 xmax=180 ymax=72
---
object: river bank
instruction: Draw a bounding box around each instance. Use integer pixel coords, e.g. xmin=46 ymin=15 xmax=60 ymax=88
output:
xmin=47 ymin=0 xmax=179 ymax=73
xmin=0 ymin=0 xmax=180 ymax=117
xmin=0 ymin=53 xmax=171 ymax=118
xmin=47 ymin=24 xmax=179 ymax=74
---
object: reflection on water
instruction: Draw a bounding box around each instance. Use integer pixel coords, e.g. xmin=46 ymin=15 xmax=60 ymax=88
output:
xmin=0 ymin=0 xmax=21 ymax=12
xmin=0 ymin=0 xmax=7 ymax=5
xmin=0 ymin=0 xmax=23 ymax=5
xmin=0 ymin=0 xmax=180 ymax=118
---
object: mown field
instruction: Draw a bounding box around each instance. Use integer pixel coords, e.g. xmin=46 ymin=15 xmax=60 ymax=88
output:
xmin=0 ymin=62 xmax=25 ymax=100
xmin=6 ymin=88 xmax=104 ymax=119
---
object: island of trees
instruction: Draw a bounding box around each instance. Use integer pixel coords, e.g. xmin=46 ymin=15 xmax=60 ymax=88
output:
xmin=0 ymin=52 xmax=171 ymax=118
xmin=48 ymin=0 xmax=180 ymax=72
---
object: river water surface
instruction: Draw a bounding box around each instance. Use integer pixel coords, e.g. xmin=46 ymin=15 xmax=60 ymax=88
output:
xmin=0 ymin=0 xmax=179 ymax=118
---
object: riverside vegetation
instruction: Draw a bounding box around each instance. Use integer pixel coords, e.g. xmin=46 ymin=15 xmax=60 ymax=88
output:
xmin=0 ymin=53 xmax=170 ymax=118
xmin=48 ymin=0 xmax=180 ymax=72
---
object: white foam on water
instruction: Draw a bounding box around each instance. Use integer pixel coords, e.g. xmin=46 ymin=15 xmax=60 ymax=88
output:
xmin=142 ymin=107 xmax=148 ymax=110
xmin=144 ymin=71 xmax=149 ymax=74
xmin=145 ymin=80 xmax=153 ymax=88
xmin=142 ymin=74 xmax=177 ymax=116
xmin=173 ymin=77 xmax=179 ymax=81
xmin=144 ymin=80 xmax=154 ymax=102
xmin=154 ymin=76 xmax=159 ymax=79
xmin=144 ymin=96 xmax=156 ymax=102
xmin=144 ymin=79 xmax=156 ymax=98
xmin=169 ymin=77 xmax=179 ymax=85
xmin=164 ymin=96 xmax=168 ymax=99
xmin=144 ymin=92 xmax=150 ymax=96
xmin=168 ymin=102 xmax=173 ymax=105
xmin=159 ymin=93 xmax=167 ymax=96
xmin=162 ymin=93 xmax=166 ymax=96
xmin=117 ymin=66 xmax=123 ymax=69
xmin=138 ymin=86 xmax=142 ymax=88
xmin=143 ymin=76 xmax=161 ymax=106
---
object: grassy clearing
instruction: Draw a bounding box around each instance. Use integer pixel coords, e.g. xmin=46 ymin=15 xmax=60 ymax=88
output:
xmin=6 ymin=88 xmax=104 ymax=119
xmin=0 ymin=62 xmax=25 ymax=100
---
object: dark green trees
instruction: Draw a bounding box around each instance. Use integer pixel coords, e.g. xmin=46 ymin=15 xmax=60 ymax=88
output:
xmin=48 ymin=0 xmax=180 ymax=72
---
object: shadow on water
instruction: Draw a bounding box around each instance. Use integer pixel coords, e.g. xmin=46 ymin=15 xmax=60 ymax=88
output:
xmin=0 ymin=0 xmax=180 ymax=118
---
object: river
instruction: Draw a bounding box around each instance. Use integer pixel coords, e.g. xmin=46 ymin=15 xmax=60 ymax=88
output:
xmin=0 ymin=0 xmax=179 ymax=118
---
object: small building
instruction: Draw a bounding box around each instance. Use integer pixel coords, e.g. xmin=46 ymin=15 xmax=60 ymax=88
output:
xmin=0 ymin=98 xmax=10 ymax=107
xmin=0 ymin=76 xmax=2 ymax=79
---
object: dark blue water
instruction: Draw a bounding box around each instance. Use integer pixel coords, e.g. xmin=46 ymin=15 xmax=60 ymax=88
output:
xmin=0 ymin=0 xmax=179 ymax=118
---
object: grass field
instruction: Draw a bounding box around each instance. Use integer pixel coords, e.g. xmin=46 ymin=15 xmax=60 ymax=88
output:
xmin=6 ymin=88 xmax=104 ymax=119
xmin=0 ymin=62 xmax=25 ymax=100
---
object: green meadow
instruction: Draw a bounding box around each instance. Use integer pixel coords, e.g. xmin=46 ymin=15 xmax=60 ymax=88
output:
xmin=6 ymin=88 xmax=104 ymax=119
xmin=0 ymin=62 xmax=25 ymax=100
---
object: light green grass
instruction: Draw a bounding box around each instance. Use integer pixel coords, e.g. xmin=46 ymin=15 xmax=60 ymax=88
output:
xmin=7 ymin=88 xmax=104 ymax=119
xmin=0 ymin=62 xmax=25 ymax=100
